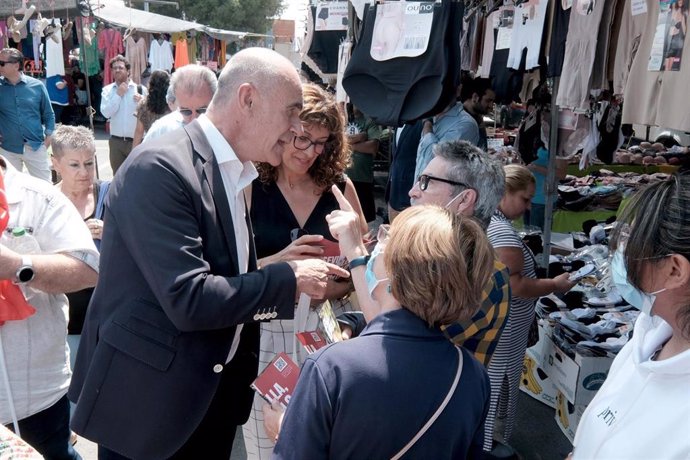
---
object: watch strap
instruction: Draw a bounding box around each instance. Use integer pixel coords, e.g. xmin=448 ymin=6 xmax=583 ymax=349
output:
xmin=348 ymin=255 xmax=370 ymax=271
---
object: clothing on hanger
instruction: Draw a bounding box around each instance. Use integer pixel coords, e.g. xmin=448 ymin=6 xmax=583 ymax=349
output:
xmin=98 ymin=26 xmax=124 ymax=85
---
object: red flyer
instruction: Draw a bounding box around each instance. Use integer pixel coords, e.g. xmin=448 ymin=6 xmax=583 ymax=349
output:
xmin=250 ymin=352 xmax=300 ymax=410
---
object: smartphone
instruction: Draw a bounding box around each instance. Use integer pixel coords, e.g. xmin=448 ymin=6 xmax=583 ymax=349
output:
xmin=568 ymin=263 xmax=596 ymax=282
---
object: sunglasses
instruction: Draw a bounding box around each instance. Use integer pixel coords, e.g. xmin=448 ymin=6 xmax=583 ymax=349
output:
xmin=0 ymin=60 xmax=18 ymax=67
xmin=179 ymin=107 xmax=207 ymax=117
xmin=416 ymin=174 xmax=469 ymax=191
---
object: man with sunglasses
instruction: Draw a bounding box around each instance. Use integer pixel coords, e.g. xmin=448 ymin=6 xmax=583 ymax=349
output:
xmin=100 ymin=55 xmax=147 ymax=175
xmin=143 ymin=64 xmax=217 ymax=143
xmin=0 ymin=48 xmax=55 ymax=182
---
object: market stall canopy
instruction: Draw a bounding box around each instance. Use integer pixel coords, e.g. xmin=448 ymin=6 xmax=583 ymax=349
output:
xmin=92 ymin=0 xmax=203 ymax=33
xmin=90 ymin=0 xmax=268 ymax=38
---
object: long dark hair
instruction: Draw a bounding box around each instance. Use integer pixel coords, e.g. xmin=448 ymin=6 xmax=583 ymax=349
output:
xmin=146 ymin=70 xmax=171 ymax=116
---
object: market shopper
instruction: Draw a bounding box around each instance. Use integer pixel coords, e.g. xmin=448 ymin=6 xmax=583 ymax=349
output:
xmin=68 ymin=48 xmax=349 ymax=460
xmin=143 ymin=64 xmax=217 ymax=143
xmin=51 ymin=125 xmax=110 ymax=369
xmin=0 ymin=48 xmax=55 ymax=182
xmin=409 ymin=140 xmax=510 ymax=366
xmin=571 ymin=174 xmax=690 ymax=459
xmin=484 ymin=164 xmax=575 ymax=456
xmin=345 ymin=105 xmax=381 ymax=222
xmin=0 ymin=154 xmax=99 ymax=459
xmin=460 ymin=77 xmax=496 ymax=151
xmin=269 ymin=204 xmax=494 ymax=459
xmin=414 ymin=86 xmax=481 ymax=179
xmin=242 ymin=83 xmax=367 ymax=459
xmin=132 ymin=70 xmax=170 ymax=148
xmin=100 ymin=55 xmax=147 ymax=174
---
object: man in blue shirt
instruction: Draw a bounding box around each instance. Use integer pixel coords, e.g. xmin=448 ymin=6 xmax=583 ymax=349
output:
xmin=0 ymin=48 xmax=55 ymax=182
xmin=414 ymin=86 xmax=480 ymax=180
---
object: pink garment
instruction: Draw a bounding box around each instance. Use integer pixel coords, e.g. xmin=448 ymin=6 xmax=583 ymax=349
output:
xmin=99 ymin=27 xmax=124 ymax=85
xmin=125 ymin=36 xmax=148 ymax=84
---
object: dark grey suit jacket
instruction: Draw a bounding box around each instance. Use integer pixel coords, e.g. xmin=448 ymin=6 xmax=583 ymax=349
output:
xmin=68 ymin=121 xmax=296 ymax=459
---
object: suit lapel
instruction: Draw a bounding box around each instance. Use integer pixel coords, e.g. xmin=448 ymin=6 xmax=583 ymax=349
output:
xmin=184 ymin=121 xmax=240 ymax=274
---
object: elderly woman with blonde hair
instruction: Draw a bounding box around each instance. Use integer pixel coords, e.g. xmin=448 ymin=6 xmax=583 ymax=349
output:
xmin=267 ymin=201 xmax=495 ymax=459
xmin=51 ymin=125 xmax=109 ymax=368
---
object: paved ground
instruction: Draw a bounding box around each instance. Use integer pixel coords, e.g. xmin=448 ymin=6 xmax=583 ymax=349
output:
xmin=72 ymin=127 xmax=572 ymax=459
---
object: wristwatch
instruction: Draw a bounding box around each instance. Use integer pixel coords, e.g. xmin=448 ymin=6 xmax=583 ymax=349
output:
xmin=348 ymin=255 xmax=370 ymax=271
xmin=15 ymin=256 xmax=35 ymax=284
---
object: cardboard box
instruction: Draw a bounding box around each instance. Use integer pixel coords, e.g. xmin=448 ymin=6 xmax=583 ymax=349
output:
xmin=545 ymin=336 xmax=614 ymax=406
xmin=555 ymin=390 xmax=587 ymax=444
xmin=526 ymin=322 xmax=554 ymax=368
xmin=520 ymin=348 xmax=559 ymax=409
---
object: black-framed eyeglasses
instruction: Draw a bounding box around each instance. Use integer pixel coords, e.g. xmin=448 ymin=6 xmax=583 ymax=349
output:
xmin=179 ymin=107 xmax=207 ymax=117
xmin=293 ymin=135 xmax=329 ymax=154
xmin=417 ymin=174 xmax=469 ymax=191
xmin=0 ymin=60 xmax=18 ymax=67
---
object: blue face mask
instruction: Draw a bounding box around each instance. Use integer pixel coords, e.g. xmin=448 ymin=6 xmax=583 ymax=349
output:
xmin=365 ymin=244 xmax=390 ymax=300
xmin=611 ymin=248 xmax=666 ymax=316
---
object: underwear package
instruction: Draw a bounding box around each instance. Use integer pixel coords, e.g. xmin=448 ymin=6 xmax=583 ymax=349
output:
xmin=343 ymin=0 xmax=463 ymax=127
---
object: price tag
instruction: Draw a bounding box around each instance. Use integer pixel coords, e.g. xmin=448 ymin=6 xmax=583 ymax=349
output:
xmin=631 ymin=0 xmax=647 ymax=16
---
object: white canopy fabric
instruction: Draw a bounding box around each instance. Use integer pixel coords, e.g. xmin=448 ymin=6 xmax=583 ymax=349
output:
xmin=93 ymin=0 xmax=203 ymax=33
xmin=91 ymin=0 xmax=269 ymax=39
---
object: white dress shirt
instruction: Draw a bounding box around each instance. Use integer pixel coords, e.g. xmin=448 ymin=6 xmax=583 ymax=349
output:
xmin=196 ymin=115 xmax=258 ymax=362
xmin=143 ymin=110 xmax=184 ymax=143
xmin=100 ymin=79 xmax=147 ymax=138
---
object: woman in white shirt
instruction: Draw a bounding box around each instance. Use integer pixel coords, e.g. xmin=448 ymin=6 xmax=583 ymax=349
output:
xmin=571 ymin=174 xmax=690 ymax=459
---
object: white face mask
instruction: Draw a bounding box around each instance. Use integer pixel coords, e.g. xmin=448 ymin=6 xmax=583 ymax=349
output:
xmin=611 ymin=248 xmax=667 ymax=316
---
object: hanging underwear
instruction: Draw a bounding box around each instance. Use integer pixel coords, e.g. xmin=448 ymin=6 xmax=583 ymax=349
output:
xmin=343 ymin=1 xmax=462 ymax=127
xmin=547 ymin=1 xmax=572 ymax=77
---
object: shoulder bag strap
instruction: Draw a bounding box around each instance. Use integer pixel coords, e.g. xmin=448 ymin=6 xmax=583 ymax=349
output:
xmin=390 ymin=346 xmax=464 ymax=460
xmin=95 ymin=181 xmax=110 ymax=220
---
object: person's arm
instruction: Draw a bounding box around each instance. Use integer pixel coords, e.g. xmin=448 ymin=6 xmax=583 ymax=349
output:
xmin=132 ymin=119 xmax=145 ymax=148
xmin=351 ymin=138 xmax=379 ymax=155
xmin=40 ymin=83 xmax=55 ymax=146
xmin=113 ymin=153 xmax=346 ymax=331
xmin=0 ymin=247 xmax=97 ymax=294
xmin=494 ymin=246 xmax=574 ymax=298
xmin=100 ymin=84 xmax=122 ymax=119
xmin=272 ymin=358 xmax=332 ymax=458
xmin=327 ymin=185 xmax=381 ymax=322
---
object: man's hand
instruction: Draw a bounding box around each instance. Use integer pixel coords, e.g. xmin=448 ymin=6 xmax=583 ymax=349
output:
xmin=132 ymin=92 xmax=143 ymax=103
xmin=288 ymin=259 xmax=349 ymax=300
xmin=116 ymin=82 xmax=128 ymax=97
xmin=326 ymin=185 xmax=367 ymax=261
xmin=422 ymin=119 xmax=433 ymax=135
xmin=43 ymin=135 xmax=51 ymax=148
xmin=262 ymin=403 xmax=285 ymax=444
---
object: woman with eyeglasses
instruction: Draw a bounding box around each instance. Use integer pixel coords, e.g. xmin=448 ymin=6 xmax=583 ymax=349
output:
xmin=483 ymin=164 xmax=574 ymax=456
xmin=242 ymin=83 xmax=367 ymax=459
xmin=267 ymin=203 xmax=494 ymax=459
xmin=570 ymin=174 xmax=690 ymax=459
xmin=132 ymin=70 xmax=171 ymax=148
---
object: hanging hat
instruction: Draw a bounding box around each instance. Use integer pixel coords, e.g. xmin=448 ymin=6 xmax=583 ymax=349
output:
xmin=33 ymin=14 xmax=50 ymax=37
xmin=11 ymin=4 xmax=37 ymax=36
xmin=62 ymin=20 xmax=73 ymax=40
